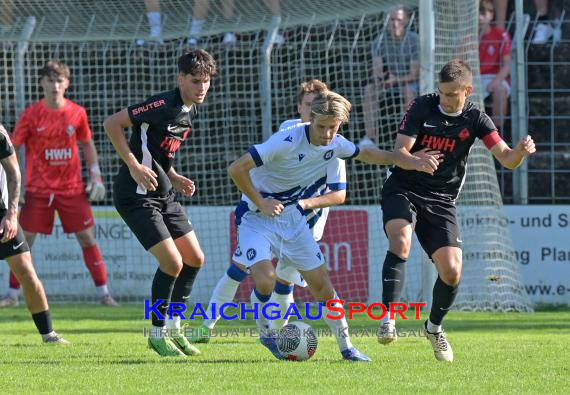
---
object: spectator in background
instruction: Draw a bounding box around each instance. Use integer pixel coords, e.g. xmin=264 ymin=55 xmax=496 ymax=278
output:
xmin=360 ymin=6 xmax=420 ymax=148
xmin=532 ymin=0 xmax=553 ymax=44
xmin=187 ymin=0 xmax=285 ymax=47
xmin=0 ymin=0 xmax=15 ymax=34
xmin=493 ymin=0 xmax=510 ymax=30
xmin=137 ymin=0 xmax=163 ymax=45
xmin=479 ymin=0 xmax=512 ymax=131
xmin=0 ymin=61 xmax=119 ymax=308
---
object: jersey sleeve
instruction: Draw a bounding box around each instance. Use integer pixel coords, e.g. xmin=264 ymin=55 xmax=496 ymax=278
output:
xmin=127 ymin=95 xmax=168 ymax=126
xmin=0 ymin=125 xmax=15 ymax=160
xmin=76 ymin=107 xmax=92 ymax=142
xmin=476 ymin=111 xmax=503 ymax=149
xmin=248 ymin=130 xmax=292 ymax=167
xmin=335 ymin=135 xmax=360 ymax=160
xmin=11 ymin=108 xmax=32 ymax=146
xmin=326 ymin=159 xmax=347 ymax=191
xmin=398 ymin=97 xmax=425 ymax=137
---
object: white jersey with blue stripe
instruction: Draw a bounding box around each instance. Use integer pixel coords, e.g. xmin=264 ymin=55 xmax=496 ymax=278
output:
xmin=240 ymin=123 xmax=357 ymax=239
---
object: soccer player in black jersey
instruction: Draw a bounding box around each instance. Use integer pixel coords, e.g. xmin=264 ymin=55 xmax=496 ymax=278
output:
xmin=378 ymin=59 xmax=535 ymax=362
xmin=103 ymin=49 xmax=218 ymax=357
xmin=0 ymin=124 xmax=68 ymax=344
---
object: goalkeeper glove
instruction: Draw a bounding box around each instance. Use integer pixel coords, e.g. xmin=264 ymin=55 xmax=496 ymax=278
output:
xmin=86 ymin=164 xmax=106 ymax=202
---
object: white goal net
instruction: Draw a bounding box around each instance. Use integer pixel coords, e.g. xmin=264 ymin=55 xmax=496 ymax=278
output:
xmin=0 ymin=0 xmax=532 ymax=311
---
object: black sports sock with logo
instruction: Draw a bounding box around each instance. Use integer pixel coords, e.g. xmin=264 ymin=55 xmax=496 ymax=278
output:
xmin=381 ymin=251 xmax=407 ymax=307
xmin=429 ymin=276 xmax=459 ymax=326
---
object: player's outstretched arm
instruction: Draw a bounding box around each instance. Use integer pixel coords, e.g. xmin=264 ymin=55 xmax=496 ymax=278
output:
xmin=298 ymin=190 xmax=346 ymax=211
xmin=0 ymin=152 xmax=21 ymax=243
xmin=228 ymin=153 xmax=283 ymax=218
xmin=354 ymin=146 xmax=395 ymax=166
xmin=103 ymin=109 xmax=158 ymax=192
xmin=490 ymin=135 xmax=536 ymax=169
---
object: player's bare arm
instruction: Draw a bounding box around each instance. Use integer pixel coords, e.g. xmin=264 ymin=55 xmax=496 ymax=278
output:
xmin=0 ymin=152 xmax=21 ymax=243
xmin=103 ymin=108 xmax=158 ymax=191
xmin=490 ymin=135 xmax=536 ymax=169
xmin=298 ymin=189 xmax=346 ymax=211
xmin=392 ymin=133 xmax=441 ymax=175
xmin=228 ymin=153 xmax=283 ymax=218
xmin=167 ymin=167 xmax=195 ymax=197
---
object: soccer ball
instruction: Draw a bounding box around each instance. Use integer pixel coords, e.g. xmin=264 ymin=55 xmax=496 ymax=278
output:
xmin=277 ymin=321 xmax=318 ymax=361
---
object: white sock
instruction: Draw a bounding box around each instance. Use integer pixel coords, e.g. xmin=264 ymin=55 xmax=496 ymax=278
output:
xmin=146 ymin=11 xmax=162 ymax=37
xmin=381 ymin=312 xmax=395 ymax=326
xmin=189 ymin=19 xmax=205 ymax=37
xmin=150 ymin=325 xmax=166 ymax=338
xmin=166 ymin=315 xmax=181 ymax=330
xmin=203 ymin=273 xmax=240 ymax=329
xmin=324 ymin=299 xmax=353 ymax=352
xmin=7 ymin=288 xmax=20 ymax=300
xmin=269 ymin=291 xmax=294 ymax=329
xmin=427 ymin=319 xmax=442 ymax=334
xmin=95 ymin=285 xmax=108 ymax=299
xmin=251 ymin=289 xmax=274 ymax=334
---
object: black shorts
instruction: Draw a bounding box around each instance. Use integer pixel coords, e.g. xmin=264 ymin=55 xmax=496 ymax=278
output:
xmin=381 ymin=186 xmax=461 ymax=258
xmin=114 ymin=190 xmax=193 ymax=250
xmin=0 ymin=214 xmax=30 ymax=260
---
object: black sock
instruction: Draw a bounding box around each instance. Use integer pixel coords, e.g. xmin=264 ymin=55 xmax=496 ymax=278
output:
xmin=32 ymin=310 xmax=53 ymax=335
xmin=381 ymin=251 xmax=407 ymax=307
xmin=429 ymin=276 xmax=459 ymax=326
xmin=537 ymin=14 xmax=549 ymax=22
xmin=151 ymin=268 xmax=177 ymax=327
xmin=170 ymin=265 xmax=200 ymax=315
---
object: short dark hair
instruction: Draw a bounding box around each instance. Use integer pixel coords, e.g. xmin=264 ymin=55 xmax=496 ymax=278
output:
xmin=178 ymin=49 xmax=218 ymax=78
xmin=297 ymin=79 xmax=328 ymax=105
xmin=439 ymin=59 xmax=472 ymax=85
xmin=40 ymin=60 xmax=70 ymax=80
xmin=480 ymin=0 xmax=494 ymax=14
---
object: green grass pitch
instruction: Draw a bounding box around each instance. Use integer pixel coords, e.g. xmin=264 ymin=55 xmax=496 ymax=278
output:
xmin=0 ymin=305 xmax=568 ymax=394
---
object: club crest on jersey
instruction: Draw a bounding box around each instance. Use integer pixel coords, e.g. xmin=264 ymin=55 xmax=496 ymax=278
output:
xmin=246 ymin=248 xmax=257 ymax=261
xmin=234 ymin=246 xmax=242 ymax=257
xmin=458 ymin=128 xmax=471 ymax=141
xmin=323 ymin=150 xmax=334 ymax=160
xmin=284 ymin=135 xmax=293 ymax=142
xmin=66 ymin=124 xmax=75 ymax=136
xmin=298 ymin=153 xmax=305 ymax=162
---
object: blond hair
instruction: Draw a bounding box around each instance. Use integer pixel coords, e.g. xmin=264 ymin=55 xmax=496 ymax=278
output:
xmin=310 ymin=91 xmax=352 ymax=124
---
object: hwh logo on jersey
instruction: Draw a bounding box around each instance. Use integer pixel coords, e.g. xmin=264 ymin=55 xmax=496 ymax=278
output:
xmin=160 ymin=128 xmax=190 ymax=158
xmin=421 ymin=134 xmax=456 ymax=152
xmin=45 ymin=148 xmax=72 ymax=161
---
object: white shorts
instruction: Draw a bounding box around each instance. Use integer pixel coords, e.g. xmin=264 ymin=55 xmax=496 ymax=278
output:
xmin=481 ymin=74 xmax=510 ymax=99
xmin=232 ymin=205 xmax=325 ymax=276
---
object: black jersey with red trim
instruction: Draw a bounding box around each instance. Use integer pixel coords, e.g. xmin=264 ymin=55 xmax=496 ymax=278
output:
xmin=386 ymin=93 xmax=500 ymax=201
xmin=115 ymin=88 xmax=197 ymax=197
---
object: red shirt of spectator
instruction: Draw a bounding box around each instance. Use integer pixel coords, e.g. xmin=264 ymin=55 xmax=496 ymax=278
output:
xmin=479 ymin=26 xmax=511 ymax=76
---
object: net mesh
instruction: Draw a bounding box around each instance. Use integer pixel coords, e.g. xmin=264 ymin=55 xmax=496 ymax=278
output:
xmin=0 ymin=0 xmax=532 ymax=311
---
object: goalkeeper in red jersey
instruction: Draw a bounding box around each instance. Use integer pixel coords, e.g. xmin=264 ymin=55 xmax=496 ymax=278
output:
xmin=0 ymin=61 xmax=118 ymax=307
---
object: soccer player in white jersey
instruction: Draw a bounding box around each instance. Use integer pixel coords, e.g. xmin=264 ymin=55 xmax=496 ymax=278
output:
xmin=187 ymin=80 xmax=330 ymax=343
xmin=227 ymin=91 xmax=441 ymax=361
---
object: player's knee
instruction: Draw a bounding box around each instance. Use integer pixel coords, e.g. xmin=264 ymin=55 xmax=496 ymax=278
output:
xmin=255 ymin=277 xmax=275 ymax=295
xmin=17 ymin=267 xmax=40 ymax=289
xmin=389 ymin=235 xmax=411 ymax=258
xmin=191 ymin=250 xmax=205 ymax=267
xmin=440 ymin=265 xmax=462 ymax=287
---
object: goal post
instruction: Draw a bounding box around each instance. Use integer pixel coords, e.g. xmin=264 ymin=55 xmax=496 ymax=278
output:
xmin=0 ymin=0 xmax=532 ymax=312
